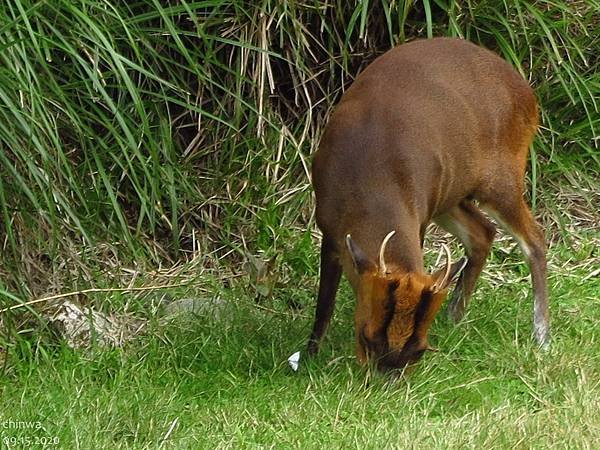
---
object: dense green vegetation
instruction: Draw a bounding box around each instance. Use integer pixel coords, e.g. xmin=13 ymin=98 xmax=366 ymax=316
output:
xmin=0 ymin=1 xmax=598 ymax=447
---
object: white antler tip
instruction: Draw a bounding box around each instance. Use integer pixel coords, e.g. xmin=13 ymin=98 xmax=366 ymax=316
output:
xmin=432 ymin=243 xmax=453 ymax=292
xmin=379 ymin=230 xmax=397 ymax=275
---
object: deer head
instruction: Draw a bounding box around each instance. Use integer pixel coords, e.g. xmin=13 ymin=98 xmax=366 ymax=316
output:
xmin=346 ymin=231 xmax=466 ymax=371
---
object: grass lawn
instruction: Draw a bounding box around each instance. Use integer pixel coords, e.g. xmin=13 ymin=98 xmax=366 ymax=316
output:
xmin=1 ymin=239 xmax=598 ymax=449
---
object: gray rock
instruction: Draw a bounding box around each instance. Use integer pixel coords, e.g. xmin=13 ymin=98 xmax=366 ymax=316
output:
xmin=49 ymin=300 xmax=140 ymax=349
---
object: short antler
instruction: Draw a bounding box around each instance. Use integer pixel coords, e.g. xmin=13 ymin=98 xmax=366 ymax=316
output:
xmin=431 ymin=243 xmax=452 ymax=293
xmin=379 ymin=230 xmax=396 ymax=275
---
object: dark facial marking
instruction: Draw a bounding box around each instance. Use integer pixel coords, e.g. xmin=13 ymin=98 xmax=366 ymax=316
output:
xmin=381 ymin=280 xmax=399 ymax=331
xmin=413 ymin=288 xmax=433 ymax=327
xmin=377 ymin=288 xmax=434 ymax=371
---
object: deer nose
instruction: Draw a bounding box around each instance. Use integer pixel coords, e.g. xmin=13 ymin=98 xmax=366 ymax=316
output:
xmin=359 ymin=326 xmax=386 ymax=358
xmin=377 ymin=346 xmax=427 ymax=371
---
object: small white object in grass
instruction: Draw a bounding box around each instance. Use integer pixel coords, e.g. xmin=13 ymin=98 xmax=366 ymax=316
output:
xmin=288 ymin=351 xmax=301 ymax=371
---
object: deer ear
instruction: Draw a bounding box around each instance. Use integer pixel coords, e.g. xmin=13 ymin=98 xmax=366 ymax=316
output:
xmin=346 ymin=235 xmax=376 ymax=275
xmin=431 ymin=257 xmax=467 ymax=292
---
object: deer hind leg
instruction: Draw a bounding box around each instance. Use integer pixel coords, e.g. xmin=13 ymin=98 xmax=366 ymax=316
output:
xmin=435 ymin=201 xmax=497 ymax=322
xmin=307 ymin=235 xmax=342 ymax=354
xmin=480 ymin=193 xmax=550 ymax=348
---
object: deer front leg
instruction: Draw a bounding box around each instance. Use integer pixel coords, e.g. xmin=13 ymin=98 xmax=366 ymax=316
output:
xmin=307 ymin=236 xmax=342 ymax=354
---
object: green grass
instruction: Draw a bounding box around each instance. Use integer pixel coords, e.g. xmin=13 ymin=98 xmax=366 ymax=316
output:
xmin=1 ymin=244 xmax=598 ymax=448
xmin=0 ymin=0 xmax=598 ymax=299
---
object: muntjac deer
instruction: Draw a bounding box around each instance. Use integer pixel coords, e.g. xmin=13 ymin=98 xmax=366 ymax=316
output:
xmin=307 ymin=37 xmax=549 ymax=371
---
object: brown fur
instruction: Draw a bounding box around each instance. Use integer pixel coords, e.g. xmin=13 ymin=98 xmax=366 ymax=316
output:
xmin=307 ymin=38 xmax=549 ymax=371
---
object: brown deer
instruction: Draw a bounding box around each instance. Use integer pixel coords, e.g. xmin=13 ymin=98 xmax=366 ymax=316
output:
xmin=307 ymin=37 xmax=549 ymax=371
